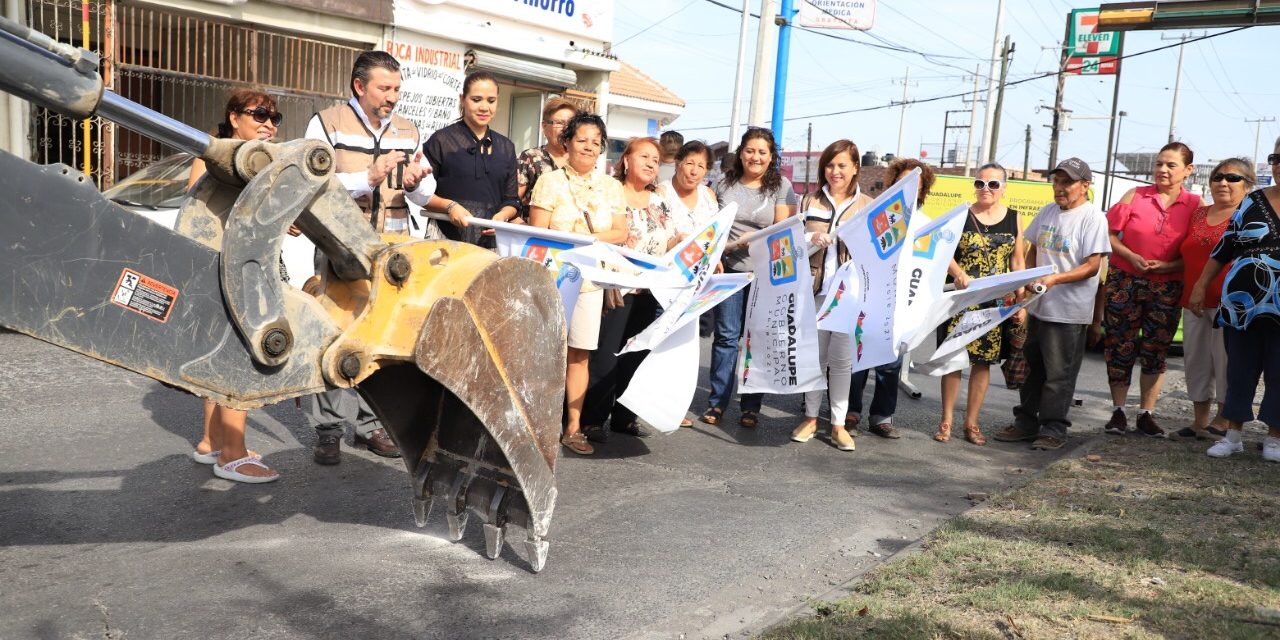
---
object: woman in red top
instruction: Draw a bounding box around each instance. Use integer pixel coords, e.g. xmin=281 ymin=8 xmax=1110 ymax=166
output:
xmin=1175 ymin=158 xmax=1255 ymax=439
xmin=1099 ymin=142 xmax=1201 ymax=438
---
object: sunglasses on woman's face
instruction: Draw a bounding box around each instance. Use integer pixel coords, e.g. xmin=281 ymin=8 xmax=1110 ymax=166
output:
xmin=1211 ymin=173 xmax=1247 ymax=183
xmin=973 ymin=179 xmax=1002 ymax=191
xmin=241 ymin=106 xmax=282 ymax=126
xmin=1269 ymin=153 xmax=1280 ymax=166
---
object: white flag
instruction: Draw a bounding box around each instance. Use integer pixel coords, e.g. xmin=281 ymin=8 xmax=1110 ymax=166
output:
xmin=737 ymin=216 xmax=825 ymax=394
xmin=926 ymin=296 xmax=1040 ymax=368
xmin=616 ymin=322 xmax=700 ymax=433
xmin=621 ymin=273 xmax=752 ymax=354
xmin=816 ymin=168 xmax=920 ymax=372
xmin=902 ymin=265 xmax=1056 ymax=353
xmin=894 ymin=203 xmax=969 ymax=348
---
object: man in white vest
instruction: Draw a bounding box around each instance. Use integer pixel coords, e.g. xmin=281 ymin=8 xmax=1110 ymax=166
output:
xmin=302 ymin=50 xmax=437 ymax=464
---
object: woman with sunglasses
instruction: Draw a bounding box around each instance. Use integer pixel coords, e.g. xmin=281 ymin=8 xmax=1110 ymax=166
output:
xmin=517 ymin=98 xmax=578 ymax=219
xmin=1190 ymin=144 xmax=1280 ymax=462
xmin=185 ymin=88 xmax=287 ymax=484
xmin=425 ymin=71 xmax=520 ymax=248
xmin=934 ymin=163 xmax=1026 ymax=446
xmin=528 ymin=113 xmax=628 ymax=455
xmin=701 ymin=127 xmax=798 ymax=429
xmin=1099 ymin=142 xmax=1201 ymax=439
xmin=1174 ymin=159 xmax=1255 ymax=440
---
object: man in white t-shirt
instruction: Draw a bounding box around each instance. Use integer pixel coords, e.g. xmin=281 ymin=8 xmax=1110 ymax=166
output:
xmin=995 ymin=157 xmax=1111 ymax=450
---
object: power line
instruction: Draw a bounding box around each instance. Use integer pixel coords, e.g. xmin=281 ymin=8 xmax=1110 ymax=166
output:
xmin=614 ymin=0 xmax=700 ymax=46
xmin=678 ymin=27 xmax=1253 ymax=132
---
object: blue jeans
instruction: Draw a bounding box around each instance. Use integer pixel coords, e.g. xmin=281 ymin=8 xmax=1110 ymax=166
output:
xmin=1222 ymin=323 xmax=1280 ymax=428
xmin=849 ymin=357 xmax=902 ymax=425
xmin=707 ymin=285 xmax=762 ymax=412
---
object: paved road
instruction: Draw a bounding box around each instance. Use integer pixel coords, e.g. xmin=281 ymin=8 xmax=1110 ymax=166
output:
xmin=0 ymin=328 xmax=1135 ymax=639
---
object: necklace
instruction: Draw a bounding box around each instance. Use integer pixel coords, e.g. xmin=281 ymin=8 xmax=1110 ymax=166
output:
xmin=969 ymin=207 xmax=1001 ymax=234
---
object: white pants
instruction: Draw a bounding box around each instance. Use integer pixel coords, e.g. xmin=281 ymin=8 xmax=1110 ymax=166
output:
xmin=804 ymin=329 xmax=852 ymax=424
xmin=1181 ymin=309 xmax=1227 ymax=403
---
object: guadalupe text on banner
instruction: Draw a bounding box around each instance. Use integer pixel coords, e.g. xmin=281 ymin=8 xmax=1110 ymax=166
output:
xmin=737 ymin=215 xmax=825 ymax=394
xmin=894 ymin=202 xmax=969 ymax=349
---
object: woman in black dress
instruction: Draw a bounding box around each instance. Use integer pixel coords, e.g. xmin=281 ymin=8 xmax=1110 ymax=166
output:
xmin=424 ymin=71 xmax=520 ymax=248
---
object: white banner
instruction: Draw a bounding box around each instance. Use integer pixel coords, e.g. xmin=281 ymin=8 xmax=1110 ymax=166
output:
xmin=902 ymin=266 xmax=1056 ymax=353
xmin=894 ymin=203 xmax=969 ymax=348
xmin=929 ymin=298 xmax=1035 ymax=366
xmin=798 ymin=0 xmax=876 ymax=30
xmin=621 ymin=273 xmax=752 ymax=354
xmin=616 ymin=322 xmax=700 ymax=433
xmin=816 ymin=168 xmax=919 ymax=373
xmin=737 ymin=216 xmax=824 ymax=394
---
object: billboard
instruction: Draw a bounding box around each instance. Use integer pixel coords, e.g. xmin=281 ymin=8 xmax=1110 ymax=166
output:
xmin=798 ymin=0 xmax=875 ymax=30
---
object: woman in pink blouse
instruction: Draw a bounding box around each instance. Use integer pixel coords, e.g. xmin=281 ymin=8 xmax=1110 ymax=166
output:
xmin=1099 ymin=142 xmax=1201 ymax=438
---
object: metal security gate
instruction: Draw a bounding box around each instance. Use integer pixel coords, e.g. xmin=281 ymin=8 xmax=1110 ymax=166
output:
xmin=27 ymin=0 xmax=370 ymax=188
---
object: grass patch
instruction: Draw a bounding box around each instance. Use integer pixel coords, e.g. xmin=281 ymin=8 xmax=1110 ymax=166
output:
xmin=762 ymin=436 xmax=1280 ymax=639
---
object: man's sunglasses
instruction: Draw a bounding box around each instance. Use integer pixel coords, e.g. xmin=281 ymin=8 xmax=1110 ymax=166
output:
xmin=1211 ymin=173 xmax=1249 ymax=184
xmin=1268 ymin=153 xmax=1280 ymax=166
xmin=241 ymin=106 xmax=283 ymax=126
xmin=973 ymin=179 xmax=1003 ymax=191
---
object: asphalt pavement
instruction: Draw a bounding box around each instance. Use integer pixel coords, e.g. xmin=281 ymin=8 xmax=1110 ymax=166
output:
xmin=0 ymin=327 xmax=1144 ymax=640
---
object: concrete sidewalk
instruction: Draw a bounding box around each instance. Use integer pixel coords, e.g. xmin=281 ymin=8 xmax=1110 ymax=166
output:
xmin=0 ymin=330 xmax=1132 ymax=640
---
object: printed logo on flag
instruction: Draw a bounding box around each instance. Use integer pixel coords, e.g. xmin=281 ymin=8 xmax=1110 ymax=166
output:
xmin=867 ymin=192 xmax=910 ymax=259
xmin=854 ymin=311 xmax=866 ymax=361
xmin=740 ymin=330 xmax=752 ymax=383
xmin=521 ymin=238 xmax=575 ymax=269
xmin=676 ymin=224 xmax=716 ymax=280
xmin=556 ymin=263 xmax=582 ymax=288
xmin=685 ymin=282 xmax=738 ymax=318
xmin=912 ymin=228 xmax=954 ymax=259
xmin=767 ymin=229 xmax=798 ymax=285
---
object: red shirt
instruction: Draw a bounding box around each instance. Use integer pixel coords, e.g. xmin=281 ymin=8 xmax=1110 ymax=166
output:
xmin=1179 ymin=205 xmax=1233 ymax=309
xmin=1106 ymin=185 xmax=1201 ymax=282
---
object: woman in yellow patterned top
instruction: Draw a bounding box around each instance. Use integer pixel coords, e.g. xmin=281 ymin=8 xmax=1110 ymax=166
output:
xmin=935 ymin=163 xmax=1026 ymax=446
xmin=529 ymin=112 xmax=628 ymax=455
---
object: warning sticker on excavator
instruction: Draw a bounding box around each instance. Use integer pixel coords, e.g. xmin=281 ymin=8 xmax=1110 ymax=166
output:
xmin=111 ymin=269 xmax=178 ymax=322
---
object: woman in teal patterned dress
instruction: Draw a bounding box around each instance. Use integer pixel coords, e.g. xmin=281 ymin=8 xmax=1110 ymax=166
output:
xmin=935 ymin=163 xmax=1026 ymax=445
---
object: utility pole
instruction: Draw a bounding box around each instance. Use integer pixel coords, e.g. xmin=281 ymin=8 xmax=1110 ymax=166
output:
xmin=1247 ymin=116 xmax=1277 ymax=167
xmin=771 ymin=0 xmax=797 ymax=141
xmin=1047 ymin=11 xmax=1070 ymax=172
xmin=748 ymin=0 xmax=779 ymax=127
xmin=1101 ymin=34 xmax=1126 ymax=207
xmin=988 ymin=35 xmax=1014 ymax=163
xmin=728 ymin=0 xmax=752 ymax=148
xmin=1023 ymin=124 xmax=1031 ymax=179
xmin=964 ymin=64 xmax=981 ymax=176
xmin=1108 ymin=111 xmax=1127 ymax=203
xmin=895 ymin=66 xmax=912 ymax=159
xmin=804 ymin=121 xmax=813 ymax=194
xmin=1161 ymin=32 xmax=1206 ymax=143
xmin=942 ymin=109 xmax=970 ymax=169
xmin=980 ymin=0 xmax=1006 ymax=168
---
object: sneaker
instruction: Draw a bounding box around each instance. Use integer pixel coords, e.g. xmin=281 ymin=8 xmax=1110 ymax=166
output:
xmin=1103 ymin=409 xmax=1128 ymax=435
xmin=1135 ymin=413 xmax=1167 ymax=438
xmin=1206 ymin=437 xmax=1244 ymax=458
xmin=791 ymin=420 xmax=818 ymax=443
xmin=1030 ymin=435 xmax=1065 ymax=450
xmin=832 ymin=428 xmax=856 ymax=451
xmin=1264 ymin=437 xmax=1280 ymax=463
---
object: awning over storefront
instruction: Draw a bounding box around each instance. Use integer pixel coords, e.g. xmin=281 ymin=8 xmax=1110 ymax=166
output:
xmin=465 ymin=48 xmax=577 ymax=90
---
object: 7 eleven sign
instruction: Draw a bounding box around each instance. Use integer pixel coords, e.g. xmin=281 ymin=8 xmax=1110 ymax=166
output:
xmin=1069 ymin=8 xmax=1120 ymax=57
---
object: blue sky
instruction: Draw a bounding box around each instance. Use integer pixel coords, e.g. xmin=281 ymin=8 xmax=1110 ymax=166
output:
xmin=613 ymin=0 xmax=1279 ymax=173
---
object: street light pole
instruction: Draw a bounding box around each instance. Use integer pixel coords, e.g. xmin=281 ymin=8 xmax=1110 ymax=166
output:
xmin=727 ymin=0 xmax=752 ymax=148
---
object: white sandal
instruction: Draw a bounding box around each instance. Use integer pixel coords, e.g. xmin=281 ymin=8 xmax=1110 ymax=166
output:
xmin=213 ymin=456 xmax=279 ymax=484
xmin=192 ymin=449 xmax=260 ymax=465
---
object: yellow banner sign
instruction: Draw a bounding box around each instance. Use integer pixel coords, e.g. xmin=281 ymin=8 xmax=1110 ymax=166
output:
xmin=921 ymin=175 xmax=1060 ymax=225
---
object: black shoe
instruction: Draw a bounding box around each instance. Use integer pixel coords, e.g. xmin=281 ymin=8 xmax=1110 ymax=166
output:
xmin=314 ymin=433 xmax=341 ymax=465
xmin=611 ymin=420 xmax=648 ymax=438
xmin=1104 ymin=409 xmax=1128 ymax=435
xmin=583 ymin=425 xmax=609 ymax=444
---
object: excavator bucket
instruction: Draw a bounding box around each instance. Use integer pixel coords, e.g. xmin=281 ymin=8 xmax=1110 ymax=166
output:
xmin=342 ymin=250 xmax=565 ymax=571
xmin=0 ymin=22 xmax=567 ymax=571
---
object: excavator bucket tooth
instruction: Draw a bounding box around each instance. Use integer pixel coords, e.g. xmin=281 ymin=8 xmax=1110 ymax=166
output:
xmin=412 ymin=497 xmax=431 ymax=529
xmin=525 ymin=535 xmax=550 ymax=574
xmin=355 ymin=254 xmax=565 ymax=569
xmin=483 ymin=523 xmax=505 ymax=560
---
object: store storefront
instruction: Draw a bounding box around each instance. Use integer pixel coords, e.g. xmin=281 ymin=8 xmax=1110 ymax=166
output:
xmin=389 ymin=0 xmax=618 ymax=153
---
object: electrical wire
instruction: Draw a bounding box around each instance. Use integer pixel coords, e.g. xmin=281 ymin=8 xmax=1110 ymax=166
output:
xmin=677 ymin=27 xmax=1252 ymax=132
xmin=614 ymin=0 xmax=700 ymax=46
